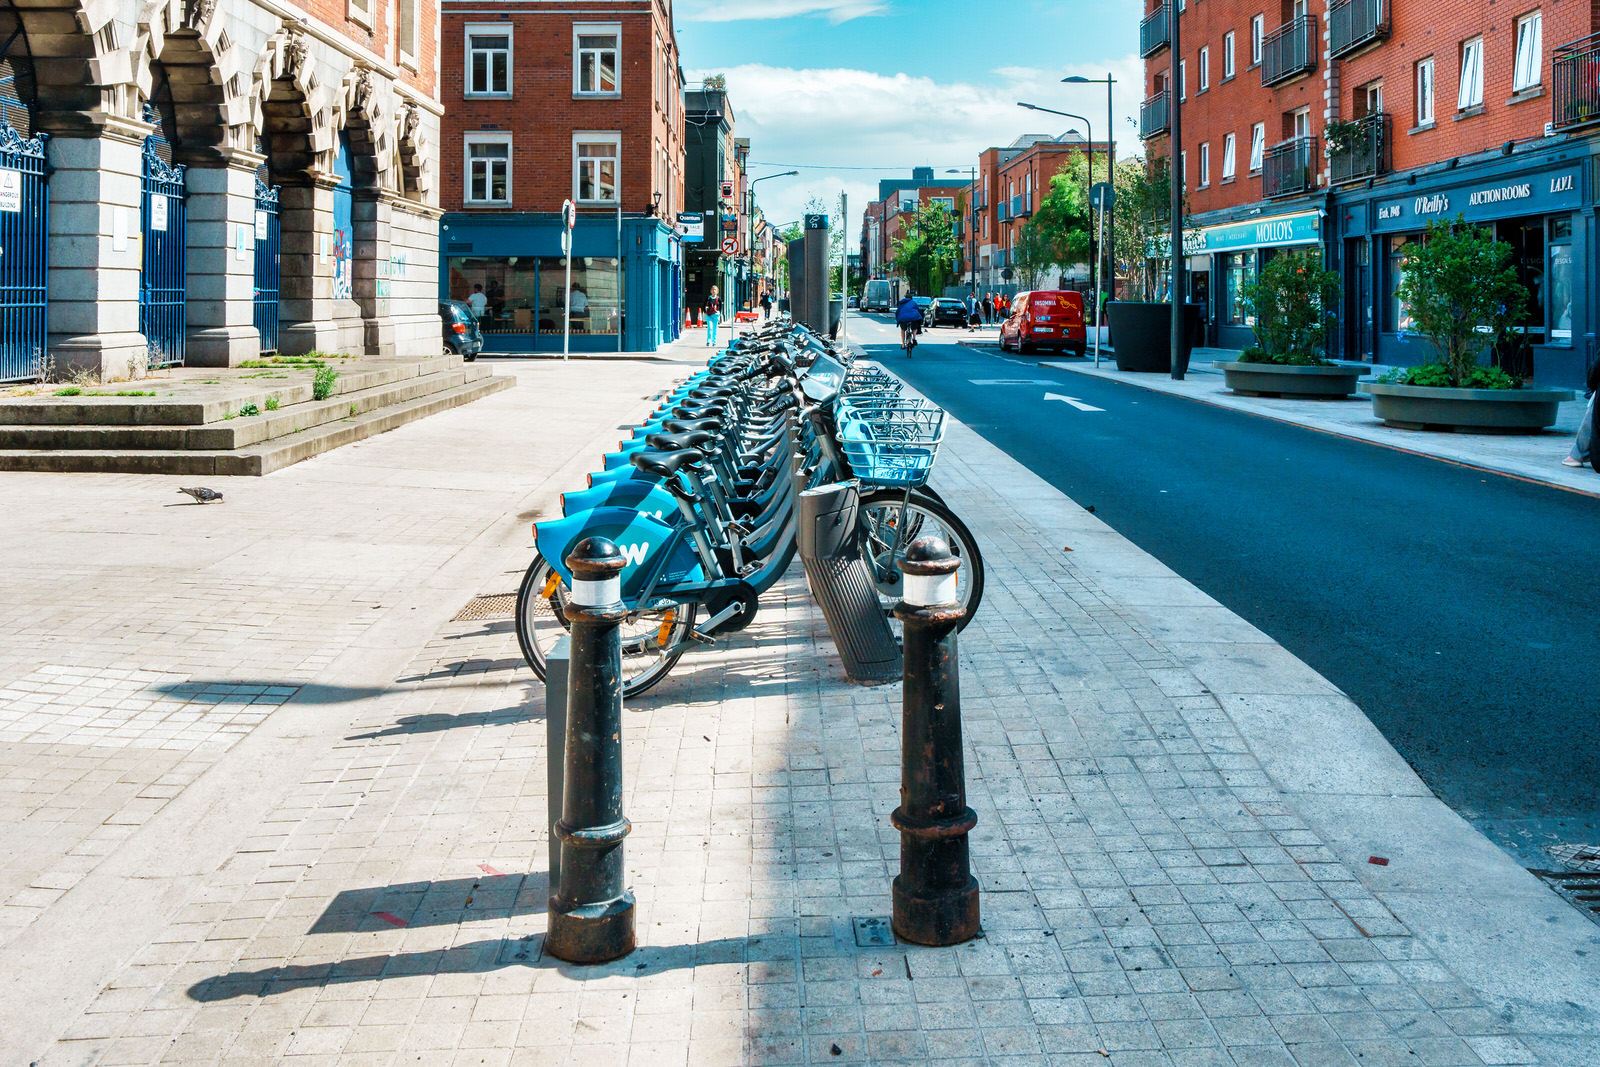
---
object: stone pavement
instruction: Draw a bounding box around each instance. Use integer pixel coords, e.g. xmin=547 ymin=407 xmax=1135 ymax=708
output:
xmin=1 ymin=352 xmax=1598 ymax=1066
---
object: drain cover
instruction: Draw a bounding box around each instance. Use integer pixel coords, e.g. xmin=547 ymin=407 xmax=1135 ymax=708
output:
xmin=1532 ymin=870 xmax=1600 ymax=923
xmin=451 ymin=594 xmax=517 ymax=622
xmin=1548 ymin=844 xmax=1600 ymax=873
xmin=853 ymin=916 xmax=895 ymax=947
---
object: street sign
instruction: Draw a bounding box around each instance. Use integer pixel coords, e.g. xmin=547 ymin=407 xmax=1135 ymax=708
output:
xmin=1001 ymin=267 xmax=1014 ymax=281
xmin=676 ymin=212 xmax=703 ymax=241
xmin=721 ymin=236 xmax=738 ymax=255
xmin=720 ymin=180 xmax=734 ymax=200
xmin=804 ymin=213 xmax=828 ymax=230
xmin=0 ymin=168 xmax=21 ymax=213
xmin=1090 ymin=182 xmax=1115 ymax=212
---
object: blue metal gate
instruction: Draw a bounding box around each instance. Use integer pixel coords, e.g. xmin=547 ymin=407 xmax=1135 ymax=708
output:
xmin=139 ymin=112 xmax=186 ymax=367
xmin=330 ymin=132 xmax=353 ymax=302
xmin=0 ymin=116 xmax=47 ymax=382
xmin=253 ymin=177 xmax=280 ymax=352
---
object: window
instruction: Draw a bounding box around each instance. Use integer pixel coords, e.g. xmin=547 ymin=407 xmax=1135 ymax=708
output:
xmin=1180 ymin=149 xmax=1188 ymax=190
xmin=465 ymin=134 xmax=511 ymax=205
xmin=1416 ymin=57 xmax=1435 ymax=125
xmin=466 ymin=28 xmax=511 ymax=97
xmin=574 ymin=133 xmax=619 ymax=202
xmin=397 ymin=0 xmax=417 ymax=65
xmin=1249 ymin=122 xmax=1265 ymax=171
xmin=1250 ymin=15 xmax=1265 ymax=65
xmin=575 ymin=24 xmax=620 ymax=96
xmin=347 ymin=0 xmax=371 ymax=30
xmin=445 ymin=257 xmax=620 ymax=337
xmin=1179 ymin=59 xmax=1187 ymax=100
xmin=1458 ymin=37 xmax=1484 ymax=110
xmin=1224 ymin=31 xmax=1236 ymax=78
xmin=1199 ymin=47 xmax=1210 ymax=91
xmin=1225 ymin=252 xmax=1256 ymax=325
xmin=1222 ymin=132 xmax=1236 ymax=179
xmin=1198 ymin=142 xmax=1210 ymax=186
xmin=1514 ymin=12 xmax=1542 ymax=92
xmin=1388 ymin=236 xmax=1416 ymax=332
xmin=1358 ymin=81 xmax=1383 ymax=117
xmin=1292 ymin=106 xmax=1311 ymax=139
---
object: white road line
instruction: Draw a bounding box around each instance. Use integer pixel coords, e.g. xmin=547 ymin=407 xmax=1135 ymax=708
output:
xmin=1043 ymin=393 xmax=1106 ymax=412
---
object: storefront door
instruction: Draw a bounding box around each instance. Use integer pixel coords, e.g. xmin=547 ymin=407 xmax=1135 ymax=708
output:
xmin=1346 ymin=238 xmax=1372 ymax=361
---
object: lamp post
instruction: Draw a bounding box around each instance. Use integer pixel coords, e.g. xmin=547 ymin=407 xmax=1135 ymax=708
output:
xmin=749 ymin=171 xmax=799 ymax=304
xmin=1061 ymin=74 xmax=1117 ymax=305
xmin=946 ymin=167 xmax=977 ymax=299
xmin=1017 ymin=102 xmax=1097 ymax=299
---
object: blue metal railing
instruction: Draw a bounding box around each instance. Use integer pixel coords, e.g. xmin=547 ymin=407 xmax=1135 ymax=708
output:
xmin=0 ymin=115 xmax=47 ymax=382
xmin=253 ymin=178 xmax=280 ymax=352
xmin=139 ymin=133 xmax=187 ymax=367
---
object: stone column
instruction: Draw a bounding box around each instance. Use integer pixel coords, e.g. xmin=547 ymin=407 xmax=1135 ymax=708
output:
xmin=277 ymin=172 xmax=345 ymax=355
xmin=352 ymin=188 xmax=394 ymax=356
xmin=45 ymin=117 xmax=151 ymax=382
xmin=184 ymin=149 xmax=264 ymax=367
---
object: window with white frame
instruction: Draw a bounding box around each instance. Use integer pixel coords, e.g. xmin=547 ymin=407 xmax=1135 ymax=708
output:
xmin=1416 ymin=56 xmax=1435 ymax=124
xmin=575 ymin=24 xmax=621 ymax=96
xmin=1250 ymin=15 xmax=1265 ymax=65
xmin=347 ymin=0 xmax=371 ymax=30
xmin=1179 ymin=59 xmax=1187 ymax=100
xmin=465 ymin=134 xmax=511 ymax=205
xmin=1224 ymin=31 xmax=1236 ymax=78
xmin=574 ymin=133 xmax=619 ymax=202
xmin=397 ymin=0 xmax=418 ymax=66
xmin=1198 ymin=142 xmax=1210 ymax=187
xmin=1199 ymin=47 xmax=1210 ymax=92
xmin=466 ymin=27 xmax=511 ymax=97
xmin=1222 ymin=132 xmax=1236 ymax=179
xmin=1249 ymin=122 xmax=1265 ymax=171
xmin=1513 ymin=12 xmax=1542 ymax=92
xmin=1458 ymin=37 xmax=1484 ymax=110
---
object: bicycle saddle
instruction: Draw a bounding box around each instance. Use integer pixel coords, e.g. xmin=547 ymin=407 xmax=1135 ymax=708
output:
xmin=674 ymin=401 xmax=727 ymax=419
xmin=664 ymin=417 xmax=723 ymax=434
xmin=646 ymin=430 xmax=715 ymax=451
xmin=630 ymin=448 xmax=705 ymax=478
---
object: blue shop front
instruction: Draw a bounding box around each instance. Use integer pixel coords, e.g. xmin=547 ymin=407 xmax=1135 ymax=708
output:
xmin=440 ymin=213 xmax=682 ymax=354
xmin=1330 ymin=141 xmax=1592 ymax=387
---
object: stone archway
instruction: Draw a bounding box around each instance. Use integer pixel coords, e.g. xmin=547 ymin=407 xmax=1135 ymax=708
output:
xmin=337 ymin=68 xmax=395 ymax=355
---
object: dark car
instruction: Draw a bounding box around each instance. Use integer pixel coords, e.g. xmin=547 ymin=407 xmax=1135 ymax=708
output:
xmin=929 ymin=298 xmax=969 ymax=328
xmin=440 ymin=300 xmax=483 ymax=360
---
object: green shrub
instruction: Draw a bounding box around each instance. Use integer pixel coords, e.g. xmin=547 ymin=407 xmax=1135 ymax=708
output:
xmin=1239 ymin=251 xmax=1340 ymax=365
xmin=1380 ymin=363 xmax=1521 ymax=390
xmin=53 ymin=387 xmax=82 ymax=396
xmin=265 ymin=395 xmax=280 ymax=411
xmin=238 ymin=402 xmax=260 ymax=417
xmin=1395 ymin=217 xmax=1529 ymax=387
xmin=312 ymin=365 xmax=339 ymax=401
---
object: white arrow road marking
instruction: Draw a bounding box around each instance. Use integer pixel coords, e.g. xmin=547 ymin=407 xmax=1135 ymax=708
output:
xmin=1044 ymin=393 xmax=1105 ymax=412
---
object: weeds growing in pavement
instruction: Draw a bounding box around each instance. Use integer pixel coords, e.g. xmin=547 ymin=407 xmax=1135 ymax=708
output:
xmin=265 ymin=395 xmax=281 ymax=411
xmin=312 ymin=366 xmax=339 ymax=401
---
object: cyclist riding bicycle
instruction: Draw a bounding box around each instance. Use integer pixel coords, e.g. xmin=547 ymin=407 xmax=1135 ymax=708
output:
xmin=894 ymin=295 xmax=924 ymax=354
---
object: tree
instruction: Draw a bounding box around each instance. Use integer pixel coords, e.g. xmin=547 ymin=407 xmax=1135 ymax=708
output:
xmin=1014 ymin=155 xmax=1094 ymax=289
xmin=891 ymin=202 xmax=959 ymax=296
xmin=1239 ymin=251 xmax=1340 ymax=364
xmin=1108 ymin=155 xmax=1194 ymax=301
xmin=1395 ymin=217 xmax=1529 ymax=386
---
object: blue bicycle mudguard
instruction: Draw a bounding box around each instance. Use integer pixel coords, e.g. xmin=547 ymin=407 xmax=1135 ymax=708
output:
xmin=535 ymin=506 xmax=704 ymax=600
xmin=586 ymin=465 xmax=653 ymax=488
xmin=562 ymin=480 xmax=679 ymax=524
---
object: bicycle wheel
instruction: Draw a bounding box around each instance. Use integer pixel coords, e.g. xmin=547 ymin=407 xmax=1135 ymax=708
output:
xmin=856 ymin=489 xmax=985 ymax=629
xmin=515 ymin=554 xmax=700 ymax=698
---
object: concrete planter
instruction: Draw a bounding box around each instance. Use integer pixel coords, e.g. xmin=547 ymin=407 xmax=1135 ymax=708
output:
xmin=1215 ymin=360 xmax=1366 ymax=398
xmin=1358 ymin=382 xmax=1576 ymax=432
xmin=1105 ymin=301 xmax=1201 ymax=373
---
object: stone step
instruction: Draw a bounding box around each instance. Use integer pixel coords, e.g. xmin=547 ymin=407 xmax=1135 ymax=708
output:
xmin=0 ymin=364 xmax=497 ymax=451
xmin=0 ymin=375 xmax=515 ymax=476
xmin=0 ymin=354 xmax=470 ymax=427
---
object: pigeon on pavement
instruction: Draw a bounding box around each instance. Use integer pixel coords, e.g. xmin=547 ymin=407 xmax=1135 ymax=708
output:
xmin=177 ymin=486 xmax=224 ymax=504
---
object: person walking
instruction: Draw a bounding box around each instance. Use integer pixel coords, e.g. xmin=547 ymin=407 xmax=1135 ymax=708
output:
xmin=760 ymin=291 xmax=773 ymax=320
xmin=964 ymin=291 xmax=980 ymax=331
xmin=704 ymin=287 xmax=721 ymax=348
xmin=1562 ymin=359 xmax=1598 ymax=470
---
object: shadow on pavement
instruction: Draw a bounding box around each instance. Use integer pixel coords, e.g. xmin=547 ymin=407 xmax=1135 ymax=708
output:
xmin=307 ymin=872 xmax=546 ymax=934
xmin=343 ymin=697 xmax=543 ymax=740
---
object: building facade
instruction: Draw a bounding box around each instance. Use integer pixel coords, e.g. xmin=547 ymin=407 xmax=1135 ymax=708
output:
xmin=1144 ymin=0 xmax=1599 ymax=385
xmin=859 ymin=168 xmax=965 ymax=291
xmin=437 ymin=0 xmax=684 ymax=353
xmin=0 ymin=0 xmax=443 ymax=384
xmin=684 ymin=86 xmax=753 ymax=322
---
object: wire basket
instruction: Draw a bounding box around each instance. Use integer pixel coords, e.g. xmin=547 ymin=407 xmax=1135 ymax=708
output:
xmin=835 ymin=398 xmax=946 ymax=487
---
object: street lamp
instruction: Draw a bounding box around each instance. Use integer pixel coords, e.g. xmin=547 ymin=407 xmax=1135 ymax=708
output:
xmin=1017 ymin=102 xmax=1098 ymax=298
xmin=1061 ymin=74 xmax=1117 ymax=307
xmin=945 ymin=167 xmax=977 ymax=298
xmin=747 ymin=171 xmax=798 ymax=304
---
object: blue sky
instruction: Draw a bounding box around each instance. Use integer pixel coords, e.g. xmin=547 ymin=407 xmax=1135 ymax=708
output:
xmin=676 ymin=0 xmax=1146 ymax=236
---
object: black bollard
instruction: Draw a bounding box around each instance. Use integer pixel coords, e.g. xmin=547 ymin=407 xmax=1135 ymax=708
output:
xmin=891 ymin=536 xmax=979 ymax=946
xmin=545 ymin=537 xmax=636 ymax=964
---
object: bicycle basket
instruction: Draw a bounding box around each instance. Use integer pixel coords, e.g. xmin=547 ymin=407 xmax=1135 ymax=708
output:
xmin=834 ymin=397 xmax=946 ymax=488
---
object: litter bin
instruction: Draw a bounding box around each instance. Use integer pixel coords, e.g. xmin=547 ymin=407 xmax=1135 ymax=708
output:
xmin=828 ymin=297 xmax=843 ymax=339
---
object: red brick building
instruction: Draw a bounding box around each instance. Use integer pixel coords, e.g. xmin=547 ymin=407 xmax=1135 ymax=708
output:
xmin=964 ymin=134 xmax=1111 ymax=293
xmin=1143 ymin=0 xmax=1599 ymax=385
xmin=437 ymin=0 xmax=687 ymax=352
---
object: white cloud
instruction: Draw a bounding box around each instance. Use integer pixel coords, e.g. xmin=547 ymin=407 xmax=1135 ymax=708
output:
xmin=689 ymin=58 xmax=1146 ymax=241
xmin=681 ymin=0 xmax=888 ymax=23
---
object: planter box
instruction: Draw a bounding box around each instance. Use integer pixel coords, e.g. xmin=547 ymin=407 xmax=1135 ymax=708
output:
xmin=1105 ymin=301 xmax=1200 ymax=373
xmin=1215 ymin=360 xmax=1366 ymax=398
xmin=1358 ymin=382 xmax=1576 ymax=432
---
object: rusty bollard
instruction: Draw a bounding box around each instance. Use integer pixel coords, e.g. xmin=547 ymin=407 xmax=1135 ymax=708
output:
xmin=891 ymin=536 xmax=979 ymax=946
xmin=545 ymin=537 xmax=636 ymax=964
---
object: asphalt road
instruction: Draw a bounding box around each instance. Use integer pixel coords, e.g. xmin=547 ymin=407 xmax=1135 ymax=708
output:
xmin=851 ymin=312 xmax=1600 ymax=865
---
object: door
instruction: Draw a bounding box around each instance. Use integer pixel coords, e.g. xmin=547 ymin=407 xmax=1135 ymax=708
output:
xmin=0 ymin=87 xmax=48 ymax=382
xmin=139 ymin=103 xmax=187 ymax=367
xmin=1347 ymin=239 xmax=1372 ymax=360
xmin=330 ymin=132 xmax=354 ymax=302
xmin=253 ymin=176 xmax=280 ymax=352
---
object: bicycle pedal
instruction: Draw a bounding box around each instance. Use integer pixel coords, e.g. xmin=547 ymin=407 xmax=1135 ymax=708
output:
xmin=687 ymin=630 xmax=717 ymax=645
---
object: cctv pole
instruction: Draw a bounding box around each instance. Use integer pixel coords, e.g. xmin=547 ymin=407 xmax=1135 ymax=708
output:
xmin=1169 ymin=0 xmax=1186 ymax=380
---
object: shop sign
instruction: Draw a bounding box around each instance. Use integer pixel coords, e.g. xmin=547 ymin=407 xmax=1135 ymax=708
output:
xmin=676 ymin=212 xmax=703 ymax=241
xmin=1146 ymin=210 xmax=1321 ymax=256
xmin=1370 ymin=166 xmax=1584 ymax=231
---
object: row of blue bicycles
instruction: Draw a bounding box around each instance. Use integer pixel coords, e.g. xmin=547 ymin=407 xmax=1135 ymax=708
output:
xmin=514 ymin=319 xmax=985 ymax=696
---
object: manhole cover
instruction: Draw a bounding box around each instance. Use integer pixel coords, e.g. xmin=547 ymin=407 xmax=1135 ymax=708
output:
xmin=1548 ymin=844 xmax=1600 ymax=872
xmin=852 ymin=916 xmax=895 ymax=947
xmin=451 ymin=594 xmax=517 ymax=622
xmin=1532 ymin=870 xmax=1600 ymax=924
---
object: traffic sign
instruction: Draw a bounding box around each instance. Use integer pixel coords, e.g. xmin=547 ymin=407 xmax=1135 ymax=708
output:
xmin=1090 ymin=182 xmax=1115 ymax=212
xmin=721 ymin=236 xmax=738 ymax=255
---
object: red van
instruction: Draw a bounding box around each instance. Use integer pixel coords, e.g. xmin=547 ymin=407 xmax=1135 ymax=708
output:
xmin=998 ymin=290 xmax=1086 ymax=356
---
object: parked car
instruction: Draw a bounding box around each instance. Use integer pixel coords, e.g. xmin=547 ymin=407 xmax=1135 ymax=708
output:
xmin=440 ymin=300 xmax=483 ymax=360
xmin=928 ymin=298 xmax=969 ymax=328
xmin=998 ymin=290 xmax=1086 ymax=356
xmin=911 ymin=296 xmax=934 ymax=318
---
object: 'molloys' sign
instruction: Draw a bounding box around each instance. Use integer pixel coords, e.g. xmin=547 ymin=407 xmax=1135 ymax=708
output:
xmin=1147 ymin=210 xmax=1322 ymax=257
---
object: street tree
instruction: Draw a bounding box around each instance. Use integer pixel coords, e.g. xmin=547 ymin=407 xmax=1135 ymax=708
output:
xmin=1109 ymin=155 xmax=1194 ymax=301
xmin=891 ymin=202 xmax=959 ymax=296
xmin=1014 ymin=154 xmax=1094 ymax=289
xmin=1395 ymin=217 xmax=1529 ymax=387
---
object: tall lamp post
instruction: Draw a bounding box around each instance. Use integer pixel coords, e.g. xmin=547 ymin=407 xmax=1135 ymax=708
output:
xmin=1061 ymin=74 xmax=1117 ymax=307
xmin=945 ymin=167 xmax=978 ymax=299
xmin=1016 ymin=102 xmax=1098 ymax=300
xmin=749 ymin=171 xmax=799 ymax=303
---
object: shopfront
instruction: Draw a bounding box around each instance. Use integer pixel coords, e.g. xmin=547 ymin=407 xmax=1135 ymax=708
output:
xmin=1332 ymin=146 xmax=1590 ymax=386
xmin=439 ymin=213 xmax=681 ymax=354
xmin=1150 ymin=208 xmax=1326 ymax=350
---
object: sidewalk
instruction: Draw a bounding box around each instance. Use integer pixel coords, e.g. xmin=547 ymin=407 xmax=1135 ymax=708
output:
xmin=960 ymin=338 xmax=1596 ymax=496
xmin=1 ymin=357 xmax=1597 ymax=1065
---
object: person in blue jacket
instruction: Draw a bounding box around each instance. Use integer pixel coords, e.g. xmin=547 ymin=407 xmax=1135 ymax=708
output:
xmin=894 ymin=295 xmax=924 ymax=354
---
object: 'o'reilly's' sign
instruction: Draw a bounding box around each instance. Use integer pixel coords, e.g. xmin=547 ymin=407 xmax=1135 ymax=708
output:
xmin=1413 ymin=193 xmax=1450 ymax=215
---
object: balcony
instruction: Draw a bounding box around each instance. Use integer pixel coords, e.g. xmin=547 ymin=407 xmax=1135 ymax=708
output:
xmin=1262 ymin=16 xmax=1316 ymax=87
xmin=1328 ymin=0 xmax=1388 ymax=59
xmin=1328 ymin=112 xmax=1388 ymax=184
xmin=1263 ymin=135 xmax=1317 ymax=198
xmin=1140 ymin=91 xmax=1171 ymax=139
xmin=998 ymin=201 xmax=1009 ymax=222
xmin=1011 ymin=193 xmax=1034 ymax=218
xmin=1553 ymin=32 xmax=1600 ymax=129
xmin=994 ymin=249 xmax=1009 ymax=268
xmin=1140 ymin=6 xmax=1170 ymax=57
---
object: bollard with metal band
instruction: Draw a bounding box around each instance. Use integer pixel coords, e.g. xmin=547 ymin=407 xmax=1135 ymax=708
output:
xmin=891 ymin=536 xmax=980 ymax=946
xmin=545 ymin=537 xmax=636 ymax=964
